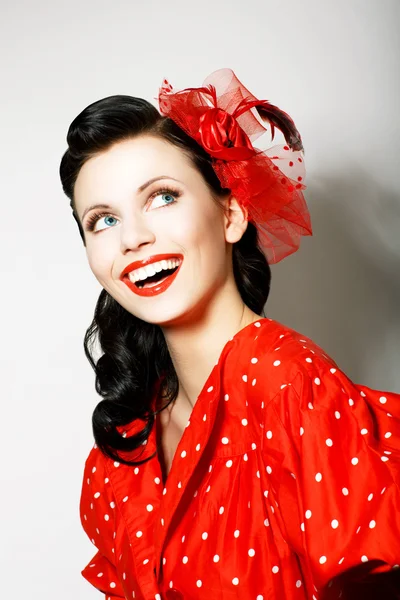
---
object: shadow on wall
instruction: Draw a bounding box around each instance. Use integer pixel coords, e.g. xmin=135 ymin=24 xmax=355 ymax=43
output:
xmin=266 ymin=165 xmax=400 ymax=393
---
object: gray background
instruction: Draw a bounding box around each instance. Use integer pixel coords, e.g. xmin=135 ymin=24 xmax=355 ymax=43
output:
xmin=1 ymin=0 xmax=399 ymax=597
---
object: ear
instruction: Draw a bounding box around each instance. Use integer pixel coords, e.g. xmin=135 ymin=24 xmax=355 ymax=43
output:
xmin=223 ymin=195 xmax=249 ymax=244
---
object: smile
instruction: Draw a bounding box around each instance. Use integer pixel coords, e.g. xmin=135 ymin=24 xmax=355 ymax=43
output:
xmin=123 ymin=258 xmax=183 ymax=297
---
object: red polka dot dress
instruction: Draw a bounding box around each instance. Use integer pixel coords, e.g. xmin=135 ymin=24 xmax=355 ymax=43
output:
xmin=79 ymin=318 xmax=400 ymax=599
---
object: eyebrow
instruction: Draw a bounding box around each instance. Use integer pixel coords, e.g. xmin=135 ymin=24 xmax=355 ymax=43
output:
xmin=80 ymin=175 xmax=182 ymax=222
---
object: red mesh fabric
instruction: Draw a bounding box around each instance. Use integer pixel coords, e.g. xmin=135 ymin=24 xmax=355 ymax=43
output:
xmin=158 ymin=68 xmax=313 ymax=264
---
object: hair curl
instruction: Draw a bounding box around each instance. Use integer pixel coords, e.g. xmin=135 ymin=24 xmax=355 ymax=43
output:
xmin=59 ymin=95 xmax=271 ymax=466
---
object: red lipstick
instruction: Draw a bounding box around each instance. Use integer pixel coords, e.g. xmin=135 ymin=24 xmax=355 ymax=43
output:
xmin=120 ymin=253 xmax=183 ymax=298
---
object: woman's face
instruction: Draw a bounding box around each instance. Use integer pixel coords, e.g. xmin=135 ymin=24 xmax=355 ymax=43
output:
xmin=74 ymin=135 xmax=247 ymax=327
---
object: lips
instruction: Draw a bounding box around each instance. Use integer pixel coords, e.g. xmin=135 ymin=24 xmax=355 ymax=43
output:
xmin=122 ymin=258 xmax=183 ymax=297
xmin=120 ymin=253 xmax=184 ymax=279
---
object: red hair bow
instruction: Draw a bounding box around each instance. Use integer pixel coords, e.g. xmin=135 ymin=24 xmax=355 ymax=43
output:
xmin=158 ymin=68 xmax=312 ymax=264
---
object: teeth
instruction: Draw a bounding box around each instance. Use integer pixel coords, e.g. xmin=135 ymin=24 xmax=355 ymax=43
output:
xmin=128 ymin=258 xmax=181 ymax=283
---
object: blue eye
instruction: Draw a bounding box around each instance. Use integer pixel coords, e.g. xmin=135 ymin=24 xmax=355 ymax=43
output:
xmin=85 ymin=186 xmax=182 ymax=233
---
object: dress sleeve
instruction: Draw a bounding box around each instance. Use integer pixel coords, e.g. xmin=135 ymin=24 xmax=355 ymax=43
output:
xmin=79 ymin=445 xmax=125 ymax=599
xmin=267 ymin=355 xmax=400 ymax=598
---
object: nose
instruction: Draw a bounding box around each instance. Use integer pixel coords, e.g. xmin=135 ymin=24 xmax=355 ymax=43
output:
xmin=119 ymin=217 xmax=156 ymax=254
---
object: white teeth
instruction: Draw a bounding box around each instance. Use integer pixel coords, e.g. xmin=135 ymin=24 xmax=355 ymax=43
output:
xmin=128 ymin=258 xmax=181 ymax=283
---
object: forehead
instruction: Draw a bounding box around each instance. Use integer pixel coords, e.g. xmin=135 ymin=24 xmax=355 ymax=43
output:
xmin=74 ymin=135 xmax=196 ymax=206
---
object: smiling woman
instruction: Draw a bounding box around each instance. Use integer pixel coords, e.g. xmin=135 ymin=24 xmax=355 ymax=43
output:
xmin=59 ymin=69 xmax=400 ymax=600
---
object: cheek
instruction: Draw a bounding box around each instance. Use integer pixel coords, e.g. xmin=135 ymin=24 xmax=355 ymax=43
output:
xmin=86 ymin=247 xmax=112 ymax=280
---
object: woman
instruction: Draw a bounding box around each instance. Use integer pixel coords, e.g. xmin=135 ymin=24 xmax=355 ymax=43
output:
xmin=59 ymin=69 xmax=400 ymax=600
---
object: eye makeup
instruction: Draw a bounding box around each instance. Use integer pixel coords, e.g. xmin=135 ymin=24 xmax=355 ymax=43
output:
xmin=84 ymin=185 xmax=182 ymax=233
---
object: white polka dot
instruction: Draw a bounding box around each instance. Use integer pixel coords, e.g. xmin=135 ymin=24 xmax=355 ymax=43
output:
xmin=306 ymin=358 xmax=312 ymax=363
xmin=248 ymin=549 xmax=255 ymax=557
xmin=305 ymin=510 xmax=312 ymax=519
xmin=252 ymin=378 xmax=257 ymax=386
xmin=326 ymin=438 xmax=333 ymax=447
xmin=241 ymin=418 xmax=248 ymax=426
xmin=203 ymin=414 xmax=207 ymax=421
xmin=369 ymin=520 xmax=376 ymax=528
xmin=181 ymin=450 xmax=187 ymax=458
xmin=272 ymin=566 xmax=279 ymax=573
xmin=94 ymin=492 xmax=100 ymax=499
xmin=379 ymin=396 xmax=387 ymax=404
xmin=123 ymin=496 xmax=128 ymax=502
xmin=361 ymin=428 xmax=368 ymax=435
xmin=252 ymin=443 xmax=257 ymax=450
xmin=296 ymin=580 xmax=302 ymax=588
xmin=110 ymin=502 xmax=115 ymax=509
xmin=385 ymin=432 xmax=392 ymax=438
xmin=155 ymin=595 xmax=161 ymax=600
xmin=368 ymin=493 xmax=373 ymax=501
xmin=226 ymin=460 xmax=233 ymax=468
xmin=256 ymin=470 xmax=260 ymax=478
xmin=349 ymin=398 xmax=354 ymax=406
xmin=213 ymin=554 xmax=220 ymax=562
xmin=207 ymin=386 xmax=214 ymax=392
xmin=219 ymin=506 xmax=224 ymax=514
xmin=97 ymin=572 xmax=103 ymax=577
xmin=234 ymin=530 xmax=240 ymax=538
xmin=114 ymin=462 xmax=120 ymax=467
xmin=196 ymin=580 xmax=202 ymax=587
xmin=104 ymin=514 xmax=109 ymax=521
xmin=251 ymin=357 xmax=258 ymax=364
xmin=257 ymin=596 xmax=264 ymax=600
xmin=163 ymin=488 xmax=167 ymax=495
xmin=331 ymin=519 xmax=339 ymax=529
xmin=308 ymin=402 xmax=314 ymax=410
xmin=338 ymin=557 xmax=345 ymax=564
xmin=178 ymin=481 xmax=182 ymax=488
xmin=224 ymin=394 xmax=229 ymax=401
xmin=104 ymin=478 xmax=109 ymax=483
xmin=202 ymin=532 xmax=208 ymax=540
xmin=315 ymin=473 xmax=322 ymax=482
xmin=300 ymin=427 xmax=304 ymax=435
xmin=182 ymin=556 xmax=188 ymax=564
xmin=154 ymin=477 xmax=161 ymax=484
xmin=314 ymin=378 xmax=321 ymax=385
xmin=319 ymin=556 xmax=327 ymax=564
xmin=110 ymin=582 xmax=116 ymax=588
xmin=266 ymin=465 xmax=272 ymax=474
xmin=146 ymin=504 xmax=153 ymax=512
xmin=242 ymin=374 xmax=247 ymax=382
xmin=136 ymin=531 xmax=142 ymax=538
xmin=222 ymin=437 xmax=229 ymax=444
xmin=134 ymin=468 xmax=139 ymax=475
xmin=342 ymin=487 xmax=349 ymax=495
xmin=161 ymin=518 xmax=164 ymax=526
xmin=243 ymin=453 xmax=248 ymax=461
xmin=335 ymin=411 xmax=341 ymax=419
xmin=92 ymin=466 xmax=96 ymax=473
xmin=361 ymin=555 xmax=368 ymax=562
xmin=351 ymin=457 xmax=359 ymax=465
xmin=196 ymin=443 xmax=201 ymax=451
xmin=163 ymin=557 xmax=167 ymax=565
xmin=273 ymin=360 xmax=281 ymax=367
xmin=232 ymin=577 xmax=239 ymax=585
xmin=300 ymin=522 xmax=305 ymax=531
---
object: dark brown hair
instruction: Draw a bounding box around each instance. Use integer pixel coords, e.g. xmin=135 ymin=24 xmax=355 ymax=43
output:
xmin=59 ymin=94 xmax=271 ymax=465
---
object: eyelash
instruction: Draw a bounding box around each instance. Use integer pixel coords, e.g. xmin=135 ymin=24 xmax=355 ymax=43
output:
xmin=85 ymin=186 xmax=182 ymax=232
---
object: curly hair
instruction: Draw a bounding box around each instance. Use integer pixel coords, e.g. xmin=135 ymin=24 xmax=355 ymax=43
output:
xmin=59 ymin=94 xmax=271 ymax=466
